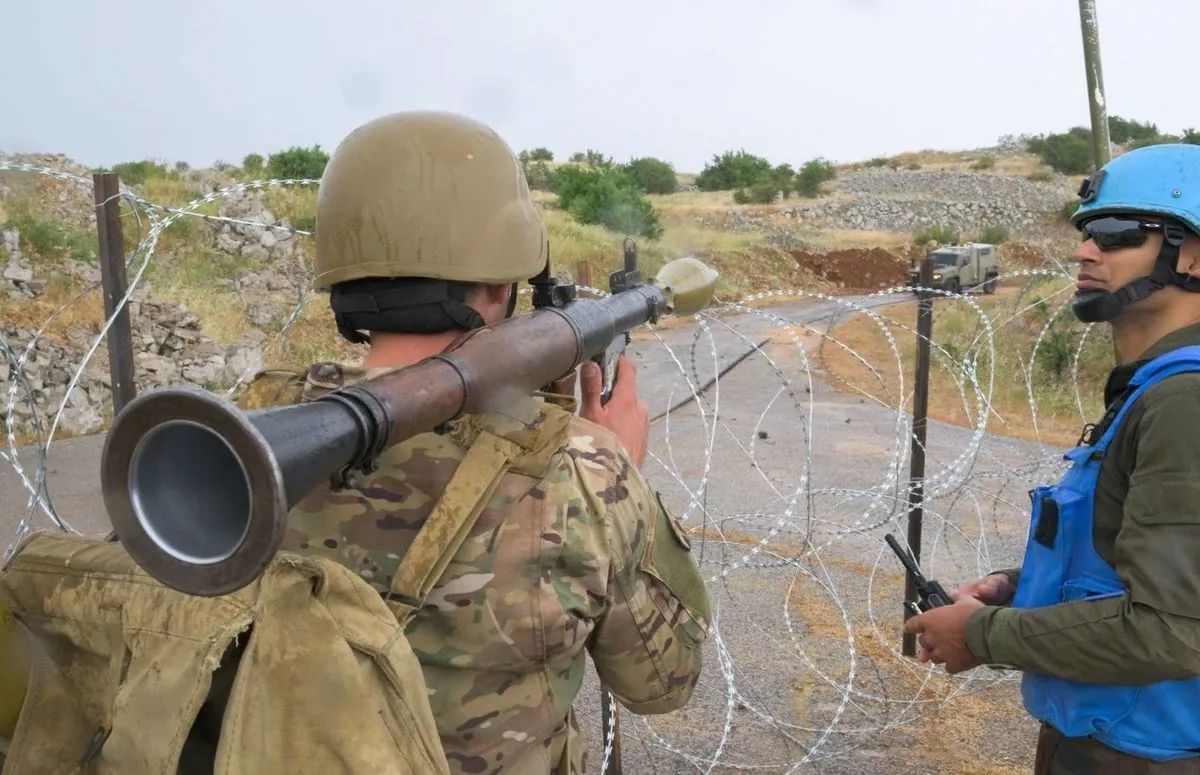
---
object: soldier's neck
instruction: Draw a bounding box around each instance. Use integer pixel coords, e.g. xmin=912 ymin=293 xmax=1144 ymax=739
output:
xmin=1111 ymin=302 xmax=1200 ymax=363
xmin=362 ymin=331 xmax=464 ymax=369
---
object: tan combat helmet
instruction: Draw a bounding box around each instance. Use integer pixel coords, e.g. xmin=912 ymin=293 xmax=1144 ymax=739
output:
xmin=313 ymin=110 xmax=549 ymax=290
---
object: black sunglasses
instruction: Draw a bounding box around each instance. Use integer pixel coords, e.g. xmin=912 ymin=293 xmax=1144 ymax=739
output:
xmin=1080 ymin=216 xmax=1164 ymax=251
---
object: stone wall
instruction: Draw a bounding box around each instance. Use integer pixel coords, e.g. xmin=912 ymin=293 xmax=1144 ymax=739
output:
xmin=1 ymin=254 xmax=265 ymax=439
xmin=693 ymin=167 xmax=1077 ymax=241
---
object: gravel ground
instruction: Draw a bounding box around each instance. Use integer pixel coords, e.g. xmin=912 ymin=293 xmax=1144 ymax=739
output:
xmin=0 ymin=294 xmax=1066 ymax=774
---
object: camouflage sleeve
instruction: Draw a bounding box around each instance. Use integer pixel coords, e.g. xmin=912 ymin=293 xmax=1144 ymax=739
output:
xmin=578 ymin=430 xmax=711 ymax=715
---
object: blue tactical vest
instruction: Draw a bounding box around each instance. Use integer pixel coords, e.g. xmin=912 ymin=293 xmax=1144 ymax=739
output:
xmin=1011 ymin=344 xmax=1200 ymax=762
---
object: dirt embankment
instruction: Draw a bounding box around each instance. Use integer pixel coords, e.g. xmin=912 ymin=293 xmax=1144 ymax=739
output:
xmin=786 ymin=242 xmax=1055 ymax=296
xmin=788 ymin=247 xmax=915 ymax=292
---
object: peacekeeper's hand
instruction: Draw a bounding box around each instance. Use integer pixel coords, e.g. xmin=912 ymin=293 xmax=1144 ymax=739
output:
xmin=949 ymin=572 xmax=1015 ymax=607
xmin=580 ymin=354 xmax=649 ymax=467
xmin=903 ymin=596 xmax=985 ymax=674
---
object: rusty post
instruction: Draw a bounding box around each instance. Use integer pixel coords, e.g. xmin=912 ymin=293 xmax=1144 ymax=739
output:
xmin=576 ymin=260 xmax=594 ymax=290
xmin=902 ymin=255 xmax=934 ymax=657
xmin=93 ymin=172 xmax=136 ymax=418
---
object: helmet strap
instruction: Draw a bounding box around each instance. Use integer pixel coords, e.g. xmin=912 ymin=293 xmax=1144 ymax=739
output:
xmin=1072 ymin=219 xmax=1196 ymax=323
xmin=330 ymin=277 xmax=486 ymax=344
xmin=504 ymin=282 xmax=519 ymax=319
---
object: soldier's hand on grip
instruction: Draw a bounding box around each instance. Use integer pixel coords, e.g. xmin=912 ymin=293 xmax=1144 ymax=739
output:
xmin=580 ymin=354 xmax=649 ymax=467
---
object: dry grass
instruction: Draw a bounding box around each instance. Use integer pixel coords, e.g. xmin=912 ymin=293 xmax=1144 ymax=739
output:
xmin=1 ymin=276 xmax=113 ymax=447
xmin=259 ymin=299 xmax=366 ymax=366
xmin=0 ymin=276 xmax=107 ymax=348
xmin=816 ymin=288 xmax=1111 ymax=448
xmin=261 ymin=186 xmax=317 ymax=226
xmin=810 ymin=228 xmax=911 ymax=250
xmin=150 ymin=274 xmax=254 ymax=344
xmin=650 ymin=190 xmax=739 ymax=212
xmin=655 ymin=222 xmax=764 ymax=255
xmin=868 ymin=149 xmax=1048 ymax=178
xmin=137 ymin=176 xmax=210 ymax=209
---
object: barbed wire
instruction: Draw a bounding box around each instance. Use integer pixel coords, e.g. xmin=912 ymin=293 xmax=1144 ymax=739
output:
xmin=0 ymin=160 xmax=1093 ymax=772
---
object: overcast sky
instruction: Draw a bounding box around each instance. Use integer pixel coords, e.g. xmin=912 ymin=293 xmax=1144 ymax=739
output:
xmin=3 ymin=1 xmax=1195 ymax=174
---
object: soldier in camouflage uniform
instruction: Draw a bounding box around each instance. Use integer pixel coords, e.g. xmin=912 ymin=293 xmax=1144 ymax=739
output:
xmin=234 ymin=110 xmax=710 ymax=774
xmin=905 ymin=144 xmax=1200 ymax=773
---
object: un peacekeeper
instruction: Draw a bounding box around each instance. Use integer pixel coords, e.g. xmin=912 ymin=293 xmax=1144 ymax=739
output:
xmin=233 ymin=110 xmax=711 ymax=774
xmin=904 ymin=143 xmax=1200 ymax=773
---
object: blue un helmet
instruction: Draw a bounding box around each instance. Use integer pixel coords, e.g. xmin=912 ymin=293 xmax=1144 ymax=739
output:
xmin=1070 ymin=143 xmax=1200 ymax=323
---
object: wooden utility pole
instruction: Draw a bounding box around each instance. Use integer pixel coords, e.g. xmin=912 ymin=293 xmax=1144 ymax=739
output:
xmin=1078 ymin=0 xmax=1111 ymax=167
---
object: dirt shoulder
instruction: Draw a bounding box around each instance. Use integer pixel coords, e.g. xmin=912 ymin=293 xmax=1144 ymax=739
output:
xmin=815 ymin=286 xmax=1108 ymax=450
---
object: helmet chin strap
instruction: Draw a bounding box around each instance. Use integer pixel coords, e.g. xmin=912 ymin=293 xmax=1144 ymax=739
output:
xmin=504 ymin=282 xmax=519 ymax=319
xmin=1071 ymin=220 xmax=1195 ymax=323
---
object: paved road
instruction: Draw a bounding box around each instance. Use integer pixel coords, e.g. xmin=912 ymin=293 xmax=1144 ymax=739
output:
xmin=1 ymin=292 xmax=1060 ymax=773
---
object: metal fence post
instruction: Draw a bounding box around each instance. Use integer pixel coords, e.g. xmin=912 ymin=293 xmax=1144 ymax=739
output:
xmin=902 ymin=255 xmax=934 ymax=657
xmin=576 ymin=260 xmax=594 ymax=290
xmin=92 ymin=172 xmax=136 ymax=417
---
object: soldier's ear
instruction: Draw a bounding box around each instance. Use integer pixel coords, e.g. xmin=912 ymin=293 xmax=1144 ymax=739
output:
xmin=1177 ymin=234 xmax=1200 ymax=279
xmin=474 ymin=282 xmax=515 ymax=325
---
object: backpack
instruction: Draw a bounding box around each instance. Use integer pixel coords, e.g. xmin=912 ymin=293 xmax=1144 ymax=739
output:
xmin=0 ymin=532 xmax=450 ymax=775
xmin=0 ymin=363 xmax=574 ymax=774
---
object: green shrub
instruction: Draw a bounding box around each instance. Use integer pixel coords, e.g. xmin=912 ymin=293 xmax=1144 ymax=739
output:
xmin=971 ymin=154 xmax=997 ymax=171
xmin=733 ymin=180 xmax=779 ymax=205
xmin=913 ymin=224 xmax=960 ymax=245
xmin=793 ymin=158 xmax=837 ymax=198
xmin=242 ymin=153 xmax=265 ymax=174
xmin=523 ymin=160 xmax=554 ymax=191
xmin=1026 ymin=116 xmax=1165 ymax=173
xmin=1026 ymin=128 xmax=1093 ymax=174
xmin=695 ymin=150 xmax=772 ymax=191
xmin=550 ymin=165 xmax=663 ymax=240
xmin=1108 ymin=116 xmax=1159 ymax=146
xmin=621 ymin=157 xmax=678 ymax=195
xmin=111 ymin=160 xmax=169 ymax=185
xmin=977 ymin=224 xmax=1010 ymax=244
xmin=732 ymin=163 xmax=797 ymax=204
xmin=584 ymin=149 xmax=613 ymax=168
xmin=266 ymin=145 xmax=329 ymax=180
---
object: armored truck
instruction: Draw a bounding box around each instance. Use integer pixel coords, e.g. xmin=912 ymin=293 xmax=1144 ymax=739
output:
xmin=909 ymin=243 xmax=999 ymax=295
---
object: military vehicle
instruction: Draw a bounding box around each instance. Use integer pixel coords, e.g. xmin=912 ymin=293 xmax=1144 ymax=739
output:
xmin=909 ymin=242 xmax=999 ymax=295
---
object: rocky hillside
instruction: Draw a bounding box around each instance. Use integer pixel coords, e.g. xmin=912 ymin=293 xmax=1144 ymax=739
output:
xmin=0 ymin=145 xmax=1080 ymax=440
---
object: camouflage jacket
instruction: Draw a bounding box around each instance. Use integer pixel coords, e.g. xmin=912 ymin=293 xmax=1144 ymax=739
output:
xmin=234 ymin=362 xmax=710 ymax=774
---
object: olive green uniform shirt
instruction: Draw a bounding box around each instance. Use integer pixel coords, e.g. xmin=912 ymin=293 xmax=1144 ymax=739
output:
xmin=966 ymin=321 xmax=1200 ymax=684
